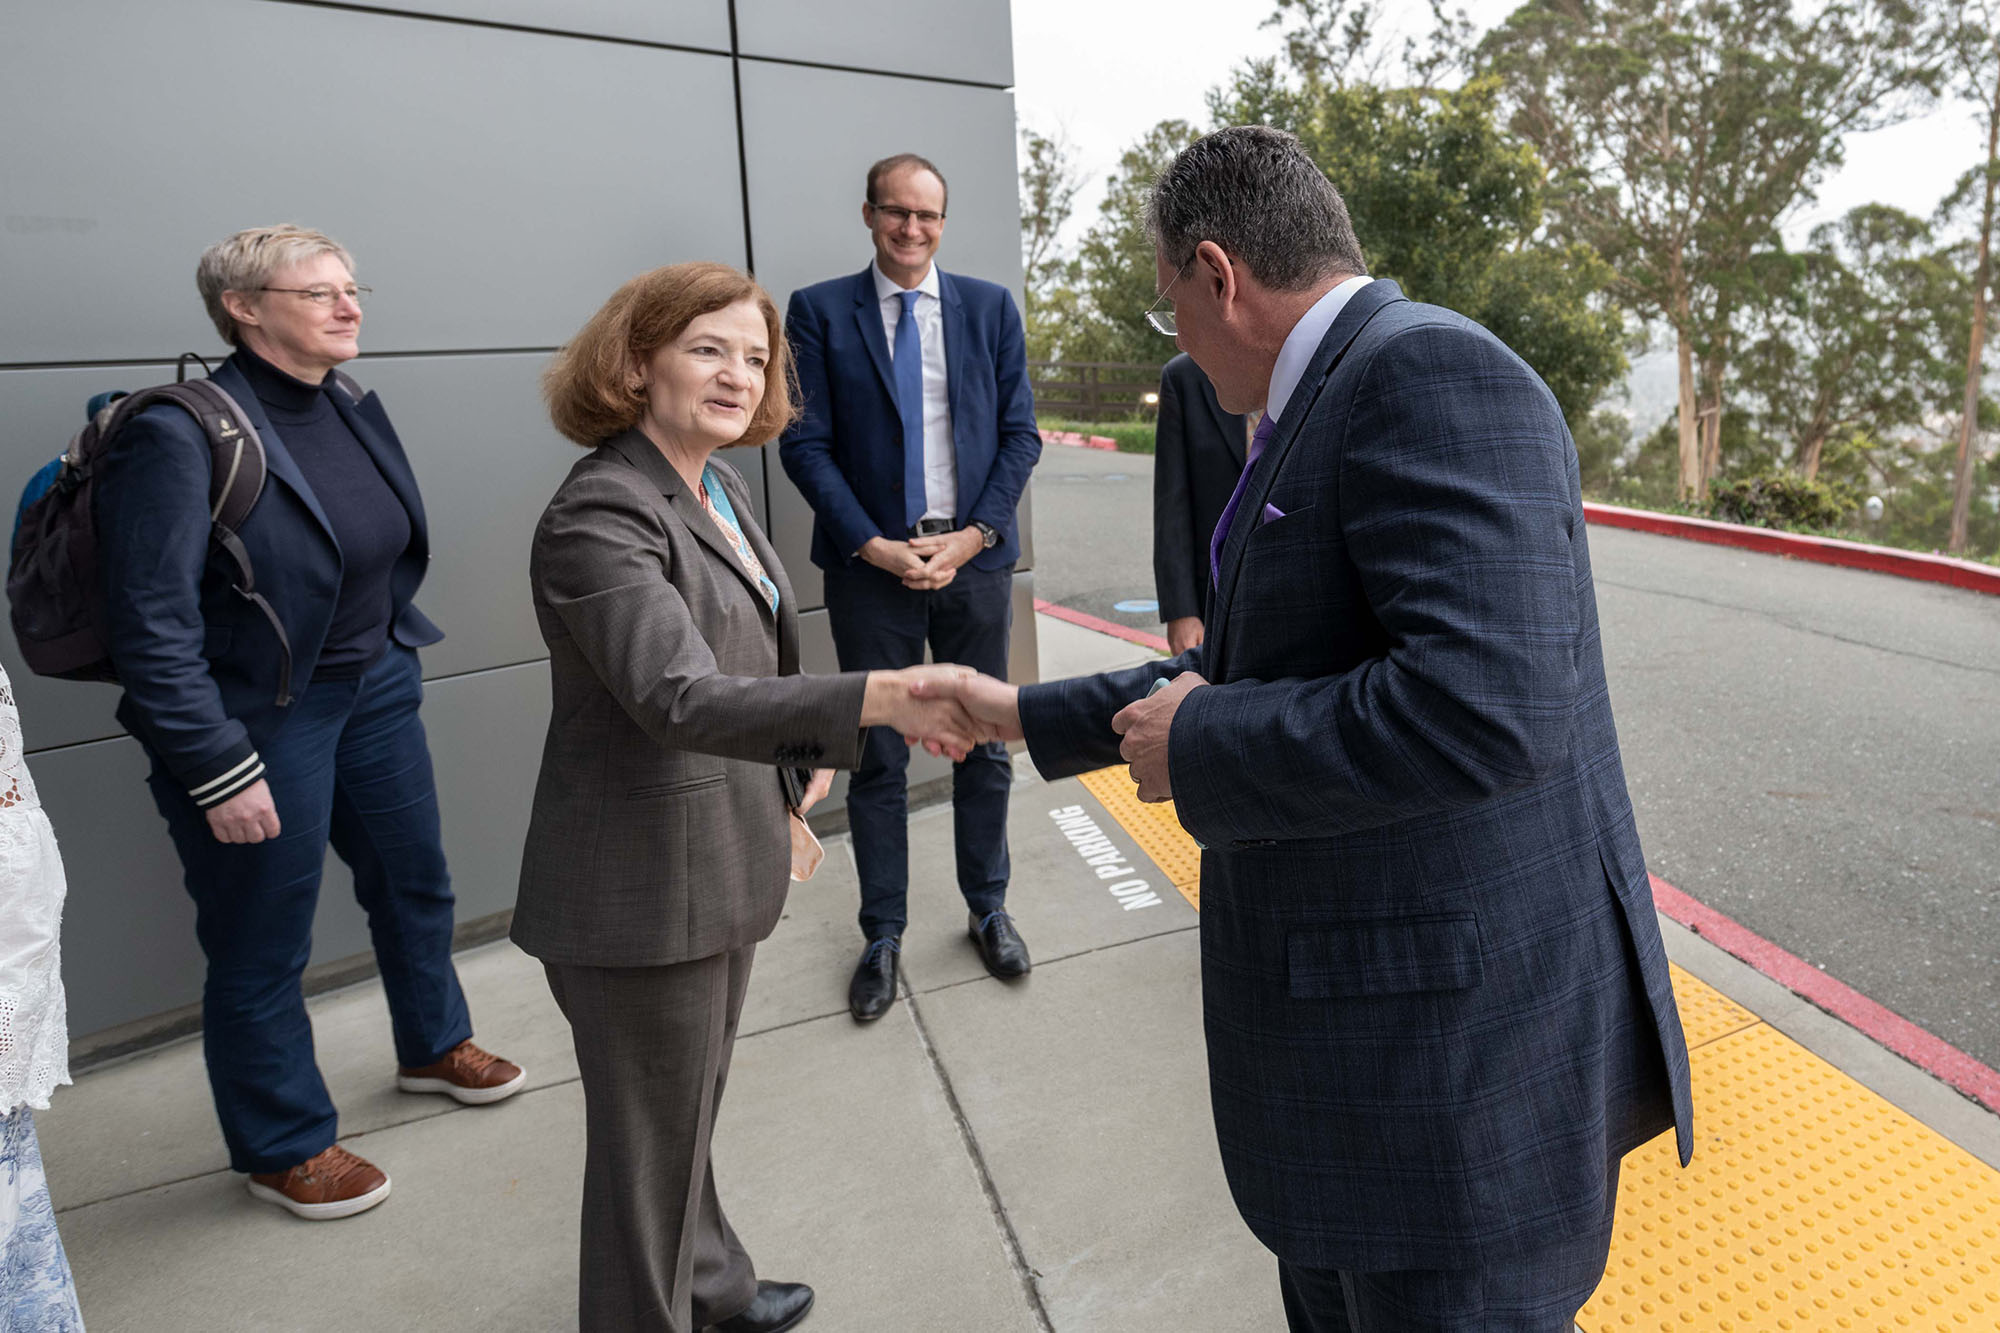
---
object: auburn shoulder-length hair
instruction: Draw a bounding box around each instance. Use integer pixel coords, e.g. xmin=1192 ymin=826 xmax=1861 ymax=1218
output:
xmin=543 ymin=262 xmax=798 ymax=448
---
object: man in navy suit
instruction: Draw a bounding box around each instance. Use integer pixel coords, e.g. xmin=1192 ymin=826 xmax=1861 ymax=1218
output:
xmin=920 ymin=128 xmax=1693 ymax=1330
xmin=780 ymin=154 xmax=1042 ymax=1022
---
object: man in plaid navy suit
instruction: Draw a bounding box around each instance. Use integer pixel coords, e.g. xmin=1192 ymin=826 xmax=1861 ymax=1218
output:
xmin=920 ymin=126 xmax=1694 ymax=1330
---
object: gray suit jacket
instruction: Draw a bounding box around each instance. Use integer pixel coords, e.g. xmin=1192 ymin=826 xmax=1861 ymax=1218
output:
xmin=513 ymin=430 xmax=868 ymax=968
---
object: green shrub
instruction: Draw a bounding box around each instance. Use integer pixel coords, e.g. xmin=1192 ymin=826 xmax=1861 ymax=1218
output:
xmin=1036 ymin=418 xmax=1157 ymax=455
xmin=1704 ymin=471 xmax=1863 ymax=531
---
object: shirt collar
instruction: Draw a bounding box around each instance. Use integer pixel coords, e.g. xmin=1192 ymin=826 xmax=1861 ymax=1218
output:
xmin=1265 ymin=274 xmax=1372 ymax=425
xmin=872 ymin=259 xmax=940 ymax=304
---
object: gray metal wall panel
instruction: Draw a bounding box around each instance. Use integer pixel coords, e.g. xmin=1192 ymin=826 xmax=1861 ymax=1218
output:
xmin=37 ymin=661 xmax=548 ymax=1036
xmin=736 ymin=1 xmax=1014 ymax=87
xmin=313 ymin=0 xmax=732 ymax=48
xmin=32 ymin=738 xmax=200 ymax=1038
xmin=340 ymin=352 xmax=576 ymax=678
xmin=10 ymin=0 xmax=1030 ymax=1044
xmin=737 ymin=63 xmax=1023 ymax=310
xmin=760 ymin=441 xmax=825 ymax=610
xmin=1 ymin=0 xmax=745 ymax=365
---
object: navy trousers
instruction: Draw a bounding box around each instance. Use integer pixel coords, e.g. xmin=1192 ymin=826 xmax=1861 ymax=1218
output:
xmin=821 ymin=560 xmax=1013 ymax=939
xmin=145 ymin=644 xmax=472 ymax=1173
xmin=1276 ymin=1164 xmax=1621 ymax=1332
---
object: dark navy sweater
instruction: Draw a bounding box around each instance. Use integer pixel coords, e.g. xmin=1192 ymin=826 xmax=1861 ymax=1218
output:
xmin=234 ymin=347 xmax=410 ymax=680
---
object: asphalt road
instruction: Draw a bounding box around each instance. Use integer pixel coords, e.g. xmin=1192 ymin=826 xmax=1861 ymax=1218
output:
xmin=1027 ymin=446 xmax=2000 ymax=1068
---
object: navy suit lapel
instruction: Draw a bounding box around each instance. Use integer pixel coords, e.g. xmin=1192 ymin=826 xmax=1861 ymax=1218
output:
xmin=1211 ymin=281 xmax=1407 ymax=666
xmin=937 ymin=270 xmax=971 ymax=514
xmin=329 ymin=386 xmax=429 ymax=554
xmin=211 ymin=360 xmax=338 ymax=548
xmin=849 ymin=268 xmax=897 ymax=404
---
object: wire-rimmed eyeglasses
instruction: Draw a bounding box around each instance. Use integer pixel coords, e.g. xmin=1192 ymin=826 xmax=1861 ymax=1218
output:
xmin=1144 ymin=260 xmax=1190 ymax=336
xmin=257 ymin=284 xmax=372 ymax=308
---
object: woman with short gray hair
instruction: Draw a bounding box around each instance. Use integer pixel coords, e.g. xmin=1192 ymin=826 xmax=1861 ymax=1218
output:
xmin=93 ymin=223 xmax=525 ymax=1221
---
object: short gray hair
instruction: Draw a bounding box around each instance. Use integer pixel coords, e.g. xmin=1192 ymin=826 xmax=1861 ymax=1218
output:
xmin=1146 ymin=126 xmax=1366 ymax=291
xmin=196 ymin=224 xmax=355 ymax=345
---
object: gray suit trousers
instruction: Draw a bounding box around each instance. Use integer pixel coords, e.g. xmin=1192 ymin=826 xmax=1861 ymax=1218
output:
xmin=545 ymin=950 xmax=760 ymax=1333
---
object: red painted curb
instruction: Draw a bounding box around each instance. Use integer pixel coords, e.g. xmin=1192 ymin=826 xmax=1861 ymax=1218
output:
xmin=1649 ymin=874 xmax=2000 ymax=1113
xmin=1584 ymin=502 xmax=2000 ymax=597
xmin=1032 ymin=598 xmax=1171 ymax=652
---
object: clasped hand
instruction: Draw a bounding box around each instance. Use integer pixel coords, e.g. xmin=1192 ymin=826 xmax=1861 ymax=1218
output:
xmin=861 ymin=530 xmax=984 ymax=591
xmin=864 ymin=665 xmax=1021 ymax=761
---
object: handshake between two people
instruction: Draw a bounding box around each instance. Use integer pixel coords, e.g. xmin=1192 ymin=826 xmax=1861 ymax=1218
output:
xmin=860 ymin=665 xmax=1022 ymax=762
xmin=860 ymin=665 xmax=1211 ymax=804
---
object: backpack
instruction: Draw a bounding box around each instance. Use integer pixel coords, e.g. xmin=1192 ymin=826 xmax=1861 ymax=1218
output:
xmin=7 ymin=353 xmax=298 ymax=706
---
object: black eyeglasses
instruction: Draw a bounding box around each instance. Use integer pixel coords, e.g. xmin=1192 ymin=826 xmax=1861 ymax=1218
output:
xmin=257 ymin=284 xmax=372 ymax=308
xmin=871 ymin=204 xmax=946 ymax=227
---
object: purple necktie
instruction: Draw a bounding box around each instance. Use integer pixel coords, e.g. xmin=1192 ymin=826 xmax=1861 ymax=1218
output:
xmin=1210 ymin=411 xmax=1278 ymax=584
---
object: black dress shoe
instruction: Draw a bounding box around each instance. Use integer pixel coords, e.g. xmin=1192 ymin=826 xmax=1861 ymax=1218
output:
xmin=848 ymin=936 xmax=900 ymax=1022
xmin=709 ymin=1280 xmax=814 ymax=1333
xmin=968 ymin=910 xmax=1031 ymax=979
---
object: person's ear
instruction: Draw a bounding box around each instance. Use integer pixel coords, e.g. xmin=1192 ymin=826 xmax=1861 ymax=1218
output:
xmin=221 ymin=289 xmax=261 ymax=331
xmin=1196 ymin=241 xmax=1236 ymax=311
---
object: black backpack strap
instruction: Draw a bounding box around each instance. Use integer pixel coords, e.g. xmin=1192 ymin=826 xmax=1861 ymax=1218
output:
xmin=330 ymin=369 xmax=365 ymax=404
xmin=212 ymin=528 xmax=294 ymax=708
xmin=167 ymin=381 xmax=267 ymax=531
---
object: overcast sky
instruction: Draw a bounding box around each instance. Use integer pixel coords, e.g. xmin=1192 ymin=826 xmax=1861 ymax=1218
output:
xmin=1010 ymin=0 xmax=1972 ymax=253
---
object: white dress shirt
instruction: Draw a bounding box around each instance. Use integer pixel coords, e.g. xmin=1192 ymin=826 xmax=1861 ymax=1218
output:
xmin=873 ymin=261 xmax=956 ymax=524
xmin=1265 ymin=274 xmax=1374 ymax=426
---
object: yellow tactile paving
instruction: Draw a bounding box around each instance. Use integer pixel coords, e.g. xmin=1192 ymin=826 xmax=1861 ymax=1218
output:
xmin=1071 ymin=765 xmax=2000 ymax=1331
xmin=1667 ymin=962 xmax=1759 ymax=1049
xmin=1581 ymin=1022 xmax=2000 ymax=1331
xmin=1076 ymin=766 xmax=1201 ymax=909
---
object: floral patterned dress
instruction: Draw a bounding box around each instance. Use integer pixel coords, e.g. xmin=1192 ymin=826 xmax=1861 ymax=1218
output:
xmin=0 ymin=664 xmax=83 ymax=1330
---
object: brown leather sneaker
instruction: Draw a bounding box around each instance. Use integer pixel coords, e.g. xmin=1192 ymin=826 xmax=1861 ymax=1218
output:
xmin=247 ymin=1144 xmax=391 ymax=1221
xmin=396 ymin=1039 xmax=526 ymax=1105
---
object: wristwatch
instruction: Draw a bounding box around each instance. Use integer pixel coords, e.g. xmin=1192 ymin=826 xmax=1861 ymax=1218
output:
xmin=970 ymin=520 xmax=1000 ymax=550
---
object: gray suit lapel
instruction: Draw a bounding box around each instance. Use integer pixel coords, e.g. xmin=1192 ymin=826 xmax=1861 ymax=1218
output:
xmin=605 ymin=431 xmax=773 ymax=617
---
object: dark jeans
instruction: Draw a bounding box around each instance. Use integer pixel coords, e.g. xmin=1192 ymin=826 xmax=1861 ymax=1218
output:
xmin=145 ymin=644 xmax=471 ymax=1173
xmin=1276 ymin=1164 xmax=1621 ymax=1332
xmin=822 ymin=560 xmax=1014 ymax=939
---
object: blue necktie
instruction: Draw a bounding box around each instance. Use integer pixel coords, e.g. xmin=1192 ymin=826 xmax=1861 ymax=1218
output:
xmin=893 ymin=289 xmax=927 ymax=530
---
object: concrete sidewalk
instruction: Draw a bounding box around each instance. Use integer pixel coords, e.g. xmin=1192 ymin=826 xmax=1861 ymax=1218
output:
xmin=37 ymin=611 xmax=2000 ymax=1331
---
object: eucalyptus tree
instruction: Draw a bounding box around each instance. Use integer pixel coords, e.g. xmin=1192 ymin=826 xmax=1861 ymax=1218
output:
xmin=1942 ymin=1 xmax=2000 ymax=553
xmin=1482 ymin=0 xmax=1941 ymax=499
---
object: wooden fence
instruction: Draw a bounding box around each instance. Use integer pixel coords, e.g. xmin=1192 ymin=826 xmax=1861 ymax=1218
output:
xmin=1027 ymin=360 xmax=1163 ymax=422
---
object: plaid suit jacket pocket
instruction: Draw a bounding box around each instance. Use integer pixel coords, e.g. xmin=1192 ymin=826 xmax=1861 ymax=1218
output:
xmin=1285 ymin=913 xmax=1484 ymax=999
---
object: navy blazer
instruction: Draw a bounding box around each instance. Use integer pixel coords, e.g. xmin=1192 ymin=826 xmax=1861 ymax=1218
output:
xmin=1020 ymin=282 xmax=1694 ymax=1271
xmin=96 ymin=355 xmax=443 ymax=806
xmin=778 ymin=267 xmax=1041 ymax=571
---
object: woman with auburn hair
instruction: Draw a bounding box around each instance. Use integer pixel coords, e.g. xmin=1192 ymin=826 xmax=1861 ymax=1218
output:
xmin=516 ymin=262 xmax=984 ymax=1333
